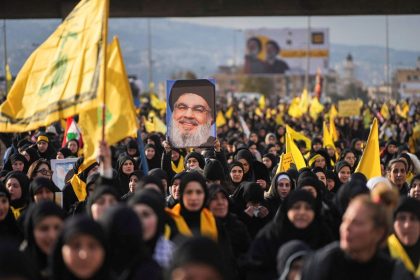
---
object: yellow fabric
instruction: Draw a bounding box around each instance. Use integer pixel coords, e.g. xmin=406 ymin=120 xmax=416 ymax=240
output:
xmin=171 ymin=155 xmax=185 ymax=174
xmin=144 ymin=111 xmax=167 ymax=134
xmin=168 ymin=204 xmax=218 ymax=241
xmin=387 ymin=234 xmax=420 ymax=277
xmin=381 ymin=103 xmax=390 ymax=120
xmin=286 ymin=125 xmax=311 ymax=151
xmin=309 ymin=97 xmax=324 ymax=120
xmin=275 ymin=152 xmax=293 ymax=174
xmin=355 ymin=118 xmax=381 ymax=179
xmin=150 ymin=93 xmax=166 ymax=111
xmin=329 ymin=105 xmax=339 ymax=141
xmin=70 ymin=173 xmax=87 ymax=202
xmin=288 ymin=97 xmax=302 ymax=118
xmin=286 ymin=131 xmax=307 ymax=171
xmin=255 ymin=107 xmax=263 ymax=117
xmin=0 ymin=0 xmax=106 ymax=132
xmin=37 ymin=135 xmax=49 ymax=143
xmin=308 ymin=154 xmax=323 ymax=167
xmin=258 ymin=95 xmax=266 ymax=109
xmin=10 ymin=206 xmax=25 ymax=220
xmin=299 ymin=89 xmax=311 ymax=114
xmin=225 ymin=106 xmax=234 ymax=118
xmin=5 ymin=64 xmax=12 ymax=93
xmin=275 ymin=112 xmax=284 ymax=125
xmin=396 ymin=102 xmax=409 ymax=119
xmin=216 ymin=111 xmax=227 ymax=127
xmin=79 ymin=37 xmax=138 ymax=164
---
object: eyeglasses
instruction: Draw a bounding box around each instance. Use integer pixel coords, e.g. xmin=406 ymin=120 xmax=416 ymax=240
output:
xmin=36 ymin=169 xmax=53 ymax=176
xmin=174 ymin=103 xmax=211 ymax=114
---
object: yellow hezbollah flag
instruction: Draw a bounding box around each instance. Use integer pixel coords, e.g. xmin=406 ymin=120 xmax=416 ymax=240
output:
xmin=225 ymin=106 xmax=234 ymax=118
xmin=329 ymin=105 xmax=339 ymax=142
xmin=323 ymin=121 xmax=336 ymax=150
xmin=79 ymin=37 xmax=138 ymax=165
xmin=258 ymin=95 xmax=266 ymax=109
xmin=288 ymin=97 xmax=303 ymax=118
xmin=299 ymin=89 xmax=311 ymax=113
xmin=286 ymin=125 xmax=311 ymax=151
xmin=309 ymin=97 xmax=324 ymax=120
xmin=216 ymin=111 xmax=227 ymax=127
xmin=144 ymin=111 xmax=166 ymax=134
xmin=275 ymin=152 xmax=293 ymax=174
xmin=380 ymin=103 xmax=390 ymax=120
xmin=355 ymin=118 xmax=381 ymax=179
xmin=286 ymin=130 xmax=307 ymax=170
xmin=396 ymin=102 xmax=409 ymax=119
xmin=150 ymin=93 xmax=166 ymax=111
xmin=0 ymin=0 xmax=107 ymax=132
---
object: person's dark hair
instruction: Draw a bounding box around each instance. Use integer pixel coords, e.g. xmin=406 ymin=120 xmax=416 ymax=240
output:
xmin=266 ymin=40 xmax=280 ymax=53
xmin=387 ymin=158 xmax=407 ymax=171
xmin=27 ymin=159 xmax=51 ymax=181
xmin=247 ymin=36 xmax=262 ymax=52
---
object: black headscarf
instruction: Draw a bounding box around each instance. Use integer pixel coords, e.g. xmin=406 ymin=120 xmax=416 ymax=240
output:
xmin=86 ymin=185 xmax=120 ymax=219
xmin=117 ymin=155 xmax=138 ymax=195
xmin=4 ymin=171 xmax=30 ymax=209
xmin=137 ymin=174 xmax=165 ymax=195
xmin=24 ymin=147 xmax=41 ymax=167
xmin=58 ymin=147 xmax=73 ymax=158
xmin=29 ymin=177 xmax=60 ymax=202
xmin=229 ymin=161 xmax=245 ymax=189
xmin=144 ymin=144 xmax=161 ymax=170
xmin=185 ymin=151 xmax=206 ymax=170
xmin=179 ymin=171 xmax=208 ymax=212
xmin=334 ymin=180 xmax=369 ymax=216
xmin=0 ymin=184 xmax=22 ymax=242
xmin=50 ymin=215 xmax=112 ymax=280
xmin=23 ymin=201 xmax=65 ymax=276
xmin=10 ymin=153 xmax=29 ymax=173
xmin=277 ymin=240 xmax=312 ymax=280
xmin=99 ymin=205 xmax=149 ymax=276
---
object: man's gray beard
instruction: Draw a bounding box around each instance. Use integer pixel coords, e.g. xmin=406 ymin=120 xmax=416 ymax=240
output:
xmin=169 ymin=120 xmax=212 ymax=148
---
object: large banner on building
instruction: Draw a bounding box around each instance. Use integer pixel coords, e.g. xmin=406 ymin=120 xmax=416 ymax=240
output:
xmin=244 ymin=28 xmax=329 ymax=75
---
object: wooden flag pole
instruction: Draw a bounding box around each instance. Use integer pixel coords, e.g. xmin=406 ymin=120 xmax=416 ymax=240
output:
xmin=101 ymin=0 xmax=109 ymax=142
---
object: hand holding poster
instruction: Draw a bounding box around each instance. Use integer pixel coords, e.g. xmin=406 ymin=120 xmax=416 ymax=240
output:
xmin=166 ymin=79 xmax=216 ymax=148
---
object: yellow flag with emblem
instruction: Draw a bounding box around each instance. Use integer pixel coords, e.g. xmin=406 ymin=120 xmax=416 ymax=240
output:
xmin=79 ymin=37 xmax=138 ymax=165
xmin=150 ymin=93 xmax=166 ymax=111
xmin=380 ymin=103 xmax=390 ymax=120
xmin=216 ymin=111 xmax=227 ymax=127
xmin=0 ymin=0 xmax=107 ymax=132
xmin=286 ymin=125 xmax=311 ymax=151
xmin=144 ymin=111 xmax=166 ymax=134
xmin=329 ymin=105 xmax=339 ymax=142
xmin=309 ymin=97 xmax=324 ymax=120
xmin=286 ymin=132 xmax=307 ymax=171
xmin=225 ymin=106 xmax=234 ymax=118
xmin=355 ymin=118 xmax=381 ymax=179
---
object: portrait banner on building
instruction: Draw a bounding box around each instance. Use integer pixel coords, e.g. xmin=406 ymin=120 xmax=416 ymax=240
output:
xmin=244 ymin=28 xmax=329 ymax=75
xmin=166 ymin=79 xmax=216 ymax=148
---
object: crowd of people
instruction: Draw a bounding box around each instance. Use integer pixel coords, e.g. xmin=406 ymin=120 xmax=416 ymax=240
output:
xmin=0 ymin=95 xmax=419 ymax=280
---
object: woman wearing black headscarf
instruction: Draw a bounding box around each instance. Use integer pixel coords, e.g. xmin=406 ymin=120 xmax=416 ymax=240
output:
xmin=117 ymin=155 xmax=138 ymax=196
xmin=234 ymin=148 xmax=270 ymax=191
xmin=144 ymin=144 xmax=162 ymax=170
xmin=245 ymin=190 xmax=334 ymax=280
xmin=9 ymin=153 xmax=29 ymax=173
xmin=22 ymin=147 xmax=41 ymax=167
xmin=29 ymin=177 xmax=60 ymax=204
xmin=86 ymin=185 xmax=120 ymax=221
xmin=129 ymin=189 xmax=175 ymax=269
xmin=0 ymin=183 xmax=22 ymax=242
xmin=264 ymin=172 xmax=295 ymax=220
xmin=4 ymin=171 xmax=30 ymax=219
xmin=49 ymin=215 xmax=115 ymax=280
xmin=229 ymin=161 xmax=245 ymax=192
xmin=99 ymin=205 xmax=162 ymax=280
xmin=22 ymin=201 xmax=65 ymax=279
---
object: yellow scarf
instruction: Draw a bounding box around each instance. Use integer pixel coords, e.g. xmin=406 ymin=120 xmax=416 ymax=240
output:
xmin=70 ymin=173 xmax=87 ymax=202
xmin=387 ymin=234 xmax=420 ymax=277
xmin=171 ymin=155 xmax=185 ymax=174
xmin=168 ymin=204 xmax=218 ymax=241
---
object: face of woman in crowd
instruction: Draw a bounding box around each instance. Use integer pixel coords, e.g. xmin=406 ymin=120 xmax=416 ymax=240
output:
xmin=145 ymin=148 xmax=155 ymax=160
xmin=315 ymin=172 xmax=327 ymax=187
xmin=238 ymin=159 xmax=250 ymax=174
xmin=344 ymin=152 xmax=356 ymax=167
xmin=387 ymin=162 xmax=407 ymax=187
xmin=338 ymin=166 xmax=351 ymax=183
xmin=171 ymin=179 xmax=181 ymax=199
xmin=340 ymin=201 xmax=384 ymax=256
xmin=122 ymin=160 xmax=135 ymax=175
xmin=6 ymin=178 xmax=22 ymax=201
xmin=35 ymin=163 xmax=53 ymax=180
xmin=230 ymin=166 xmax=244 ymax=183
xmin=67 ymin=141 xmax=78 ymax=154
xmin=393 ymin=211 xmax=419 ymax=246
xmin=129 ymin=175 xmax=139 ymax=193
xmin=326 ymin=178 xmax=335 ymax=191
xmin=301 ymin=186 xmax=317 ymax=198
xmin=409 ymin=179 xmax=420 ymax=199
xmin=313 ymin=156 xmax=326 ymax=169
xmin=91 ymin=194 xmax=118 ymax=221
xmin=171 ymin=263 xmax=223 ymax=280
xmin=34 ymin=216 xmax=63 ymax=255
xmin=187 ymin=157 xmax=199 ymax=170
xmin=277 ymin=179 xmax=291 ymax=199
xmin=56 ymin=152 xmax=65 ymax=159
xmin=249 ymin=145 xmax=258 ymax=155
xmin=209 ymin=192 xmax=229 ymax=218
xmin=182 ymin=182 xmax=205 ymax=212
xmin=33 ymin=186 xmax=54 ymax=203
xmin=12 ymin=160 xmax=25 ymax=172
xmin=133 ymin=204 xmax=158 ymax=241
xmin=62 ymin=234 xmax=105 ymax=279
xmin=0 ymin=196 xmax=9 ymax=221
xmin=262 ymin=157 xmax=273 ymax=169
xmin=287 ymin=201 xmax=315 ymax=229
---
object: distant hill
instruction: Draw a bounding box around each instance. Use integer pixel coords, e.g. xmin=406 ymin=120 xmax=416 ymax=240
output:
xmin=1 ymin=18 xmax=419 ymax=88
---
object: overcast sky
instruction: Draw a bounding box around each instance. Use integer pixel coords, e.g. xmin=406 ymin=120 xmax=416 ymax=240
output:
xmin=170 ymin=15 xmax=420 ymax=52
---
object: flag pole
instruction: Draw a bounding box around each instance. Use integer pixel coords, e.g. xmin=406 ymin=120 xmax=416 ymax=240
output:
xmin=3 ymin=19 xmax=8 ymax=93
xmin=137 ymin=130 xmax=149 ymax=175
xmin=101 ymin=0 xmax=109 ymax=142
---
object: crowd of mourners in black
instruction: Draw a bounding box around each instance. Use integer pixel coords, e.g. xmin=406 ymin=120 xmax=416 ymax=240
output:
xmin=0 ymin=95 xmax=419 ymax=280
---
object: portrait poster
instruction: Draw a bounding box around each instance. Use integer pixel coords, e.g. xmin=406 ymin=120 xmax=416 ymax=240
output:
xmin=166 ymin=79 xmax=216 ymax=148
xmin=51 ymin=158 xmax=78 ymax=191
xmin=244 ymin=28 xmax=329 ymax=75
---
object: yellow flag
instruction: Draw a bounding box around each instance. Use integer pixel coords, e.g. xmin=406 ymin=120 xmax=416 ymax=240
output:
xmin=329 ymin=105 xmax=339 ymax=142
xmin=225 ymin=106 xmax=234 ymax=118
xmin=275 ymin=152 xmax=293 ymax=174
xmin=288 ymin=97 xmax=303 ymax=118
xmin=79 ymin=37 xmax=138 ymax=165
xmin=286 ymin=130 xmax=307 ymax=170
xmin=255 ymin=107 xmax=263 ymax=117
xmin=286 ymin=125 xmax=311 ymax=151
xmin=0 ymin=0 xmax=107 ymax=132
xmin=5 ymin=64 xmax=12 ymax=93
xmin=309 ymin=97 xmax=324 ymax=120
xmin=275 ymin=112 xmax=284 ymax=125
xmin=355 ymin=118 xmax=381 ymax=179
xmin=323 ymin=122 xmax=336 ymax=150
xmin=150 ymin=93 xmax=166 ymax=111
xmin=380 ymin=103 xmax=390 ymax=120
xmin=144 ymin=111 xmax=166 ymax=134
xmin=258 ymin=95 xmax=266 ymax=109
xmin=216 ymin=111 xmax=227 ymax=127
xmin=396 ymin=102 xmax=409 ymax=119
xmin=299 ymin=89 xmax=311 ymax=113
